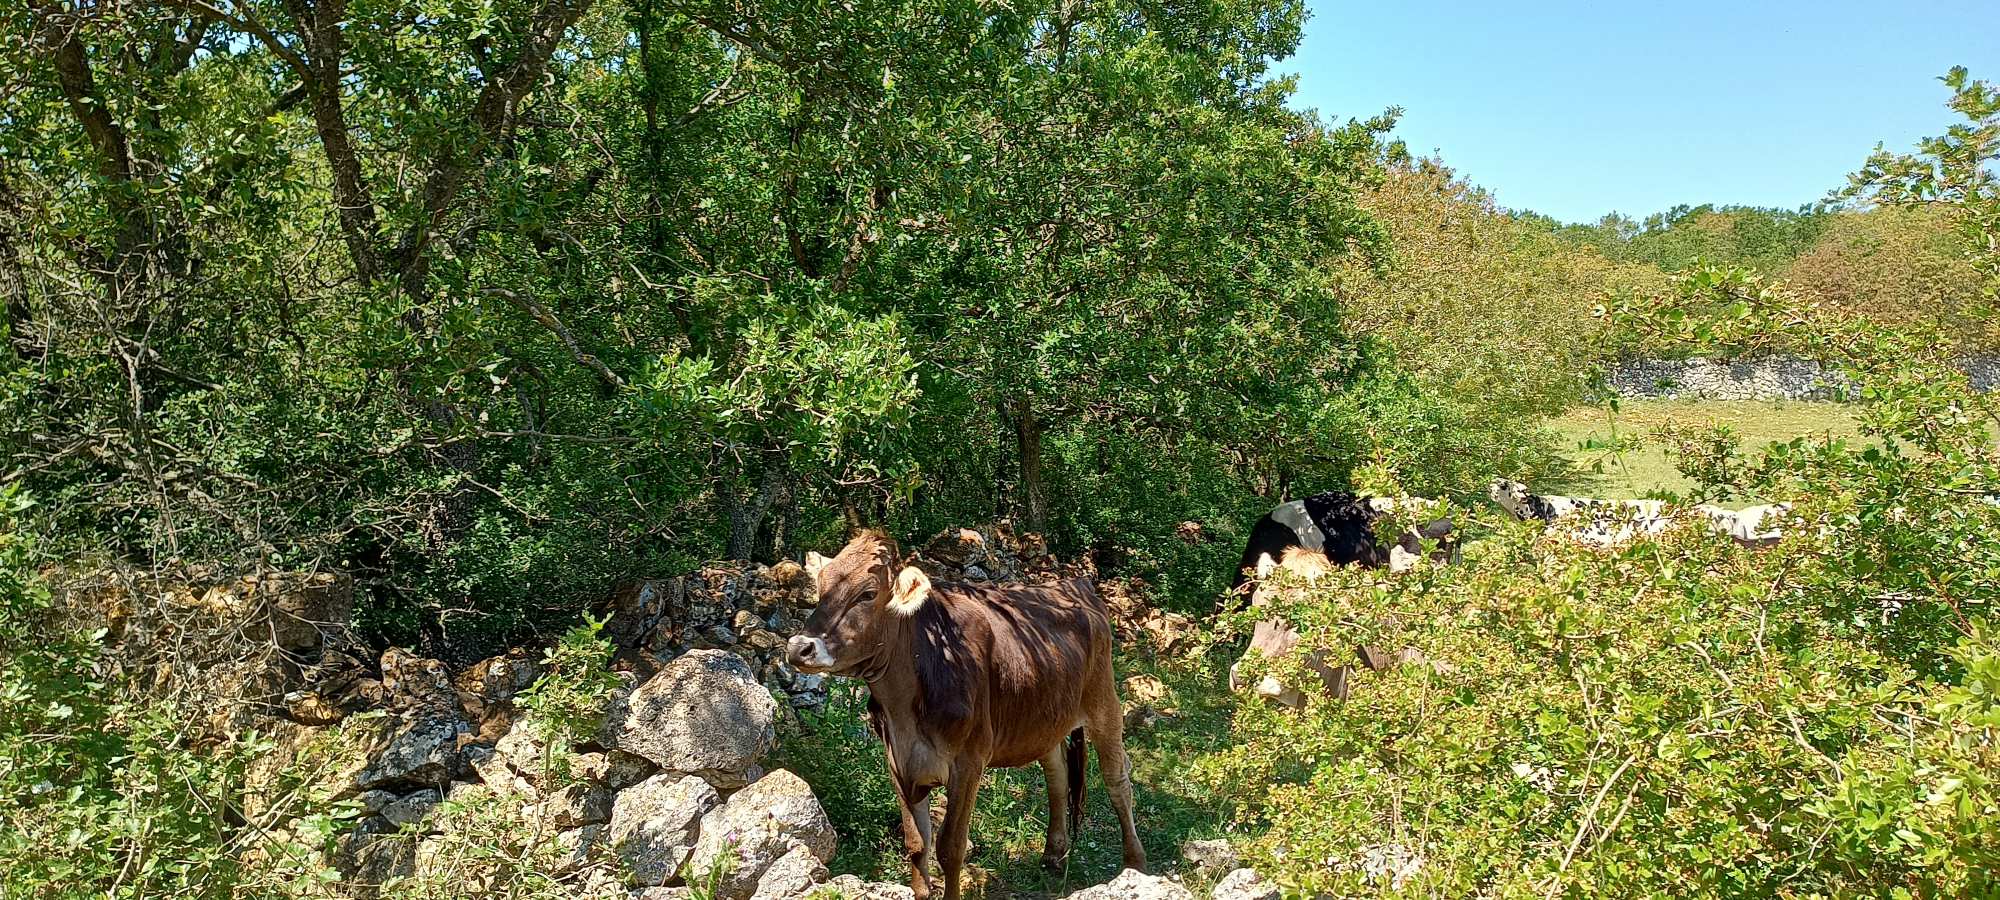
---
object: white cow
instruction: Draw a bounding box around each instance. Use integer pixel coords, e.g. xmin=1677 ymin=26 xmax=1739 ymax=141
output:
xmin=1487 ymin=479 xmax=1676 ymax=546
xmin=1491 ymin=478 xmax=1795 ymax=548
xmin=1694 ymin=502 xmax=1792 ymax=546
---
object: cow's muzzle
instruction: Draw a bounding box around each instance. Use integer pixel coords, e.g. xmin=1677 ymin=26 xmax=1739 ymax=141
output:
xmin=787 ymin=634 xmax=836 ymax=673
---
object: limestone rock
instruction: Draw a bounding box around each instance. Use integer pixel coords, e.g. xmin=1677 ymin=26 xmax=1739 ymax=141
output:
xmin=1180 ymin=838 xmax=1237 ymax=872
xmin=1062 ymin=869 xmax=1194 ymax=900
xmin=609 ymin=774 xmax=720 ymax=887
xmin=813 ymin=876 xmax=914 ymax=900
xmin=555 ymin=823 xmax=607 ymax=874
xmin=686 ymin=769 xmax=836 ymax=900
xmin=330 ymin=831 xmax=416 ymax=899
xmin=380 ymin=648 xmax=455 ymax=708
xmin=606 ymin=750 xmax=661 ymax=791
xmin=380 ymin=788 xmax=441 ymax=829
xmin=601 ymin=650 xmax=777 ymax=790
xmin=285 ymin=688 xmax=350 ymax=726
xmin=749 ymin=842 xmax=829 ymax=900
xmin=356 ymin=790 xmax=398 ymax=815
xmin=1209 ymin=869 xmax=1276 ymax=900
xmin=494 ymin=718 xmax=549 ymax=784
xmin=455 ymin=649 xmax=543 ymax=740
xmin=467 ymin=746 xmax=537 ymax=797
xmin=351 ymin=705 xmax=472 ymax=793
xmin=545 ymin=780 xmax=614 ymax=828
xmin=633 ymin=889 xmax=694 ymax=900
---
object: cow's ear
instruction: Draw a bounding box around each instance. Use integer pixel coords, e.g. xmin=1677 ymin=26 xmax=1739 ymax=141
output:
xmin=1253 ymin=552 xmax=1277 ymax=580
xmin=887 ymin=566 xmax=931 ymax=616
xmin=804 ymin=551 xmax=831 ymax=585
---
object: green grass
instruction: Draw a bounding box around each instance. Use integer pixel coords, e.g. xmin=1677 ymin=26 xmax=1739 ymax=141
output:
xmin=1547 ymin=399 xmax=1864 ymax=502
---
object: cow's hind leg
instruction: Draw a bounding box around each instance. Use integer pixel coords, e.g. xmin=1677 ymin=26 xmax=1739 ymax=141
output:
xmin=1084 ymin=693 xmax=1146 ymax=871
xmin=938 ymin=758 xmax=987 ymax=900
xmin=1038 ymin=742 xmax=1072 ymax=870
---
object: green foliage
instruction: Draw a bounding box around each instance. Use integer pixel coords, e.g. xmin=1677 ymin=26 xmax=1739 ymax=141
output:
xmin=380 ymin=783 xmax=598 ymax=899
xmin=1783 ymin=205 xmax=1994 ymax=348
xmin=518 ymin=615 xmax=621 ymax=785
xmin=1204 ymin=524 xmax=1999 ymax=897
xmin=1539 ymin=203 xmax=1832 ymax=276
xmin=0 ymin=488 xmax=275 ymax=898
xmin=1332 ymin=160 xmax=1668 ymax=494
xmin=1205 ymin=105 xmax=2000 ymax=889
xmin=1844 ymin=66 xmax=2000 ymax=335
xmin=0 ymin=0 xmax=1407 ymax=649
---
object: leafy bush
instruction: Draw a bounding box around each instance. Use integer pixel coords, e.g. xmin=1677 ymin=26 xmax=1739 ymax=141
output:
xmin=1783 ymin=205 xmax=1995 ymax=349
xmin=1204 ymin=520 xmax=1998 ymax=896
xmin=1542 ymin=204 xmax=1832 ymax=277
xmin=0 ymin=487 xmax=277 ymax=898
xmin=517 ymin=615 xmax=622 ymax=785
xmin=377 ymin=783 xmax=601 ymax=900
xmin=1332 ymin=160 xmax=1667 ymax=489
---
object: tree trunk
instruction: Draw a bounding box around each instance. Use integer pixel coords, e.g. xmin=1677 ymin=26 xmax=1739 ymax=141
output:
xmin=1012 ymin=398 xmax=1047 ymax=534
xmin=0 ymin=173 xmax=35 ymax=364
xmin=725 ymin=465 xmax=788 ymax=560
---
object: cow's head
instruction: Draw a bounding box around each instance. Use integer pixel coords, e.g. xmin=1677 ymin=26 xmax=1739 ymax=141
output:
xmin=1487 ymin=478 xmax=1532 ymax=518
xmin=786 ymin=531 xmax=932 ymax=676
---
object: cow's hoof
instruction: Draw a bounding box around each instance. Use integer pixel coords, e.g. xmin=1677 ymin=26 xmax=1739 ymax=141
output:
xmin=1040 ymin=851 xmax=1069 ymax=872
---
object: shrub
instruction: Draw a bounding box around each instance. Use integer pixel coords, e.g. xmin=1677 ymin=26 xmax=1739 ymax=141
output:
xmin=517 ymin=615 xmax=622 ymax=785
xmin=1209 ymin=184 xmax=2000 ymax=892
xmin=1204 ymin=517 xmax=1997 ymax=896
xmin=0 ymin=487 xmax=279 ymax=898
xmin=1784 ymin=205 xmax=1994 ymax=350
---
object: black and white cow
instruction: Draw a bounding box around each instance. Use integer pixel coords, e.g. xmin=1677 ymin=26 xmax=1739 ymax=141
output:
xmin=1229 ymin=491 xmax=1456 ymax=600
xmin=1695 ymin=502 xmax=1792 ymax=546
xmin=1487 ymin=478 xmax=1675 ymax=547
xmin=1490 ymin=478 xmax=1797 ymax=548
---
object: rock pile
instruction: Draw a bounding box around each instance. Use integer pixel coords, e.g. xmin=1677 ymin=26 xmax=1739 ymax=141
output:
xmin=598 ymin=562 xmax=828 ymax=713
xmin=904 ymin=522 xmax=1199 ymax=658
xmin=254 ymin=644 xmax=863 ymax=900
xmin=592 ymin=521 xmax=1191 ymax=721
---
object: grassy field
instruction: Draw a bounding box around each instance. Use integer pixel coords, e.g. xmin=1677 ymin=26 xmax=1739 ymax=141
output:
xmin=1548 ymin=399 xmax=1864 ymax=501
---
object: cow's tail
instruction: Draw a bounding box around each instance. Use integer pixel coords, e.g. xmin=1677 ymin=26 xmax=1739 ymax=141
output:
xmin=1066 ymin=726 xmax=1087 ymax=837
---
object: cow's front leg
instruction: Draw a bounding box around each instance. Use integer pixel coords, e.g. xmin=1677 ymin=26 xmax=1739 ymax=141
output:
xmin=938 ymin=757 xmax=987 ymax=900
xmin=895 ymin=779 xmax=936 ymax=900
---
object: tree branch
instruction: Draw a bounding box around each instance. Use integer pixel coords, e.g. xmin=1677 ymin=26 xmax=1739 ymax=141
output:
xmin=393 ymin=0 xmax=596 ymax=299
xmin=482 ymin=287 xmax=626 ymax=392
xmin=155 ymin=0 xmax=311 ymax=78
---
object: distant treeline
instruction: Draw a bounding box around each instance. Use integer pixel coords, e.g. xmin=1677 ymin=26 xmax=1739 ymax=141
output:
xmin=1524 ymin=203 xmax=1994 ymax=347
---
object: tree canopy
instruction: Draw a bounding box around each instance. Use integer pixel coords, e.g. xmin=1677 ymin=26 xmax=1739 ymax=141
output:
xmin=0 ymin=0 xmax=1397 ymax=647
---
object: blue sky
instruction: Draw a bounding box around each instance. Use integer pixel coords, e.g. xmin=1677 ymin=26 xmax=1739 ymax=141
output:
xmin=1273 ymin=0 xmax=2000 ymax=224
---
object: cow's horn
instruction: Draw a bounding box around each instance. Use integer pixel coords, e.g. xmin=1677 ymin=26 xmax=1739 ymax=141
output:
xmin=804 ymin=551 xmax=831 ymax=583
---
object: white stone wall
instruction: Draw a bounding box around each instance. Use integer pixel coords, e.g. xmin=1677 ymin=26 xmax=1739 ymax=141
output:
xmin=1608 ymin=355 xmax=2000 ymax=401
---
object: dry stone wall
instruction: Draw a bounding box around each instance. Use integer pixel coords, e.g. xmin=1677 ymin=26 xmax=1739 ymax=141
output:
xmin=66 ymin=525 xmax=1232 ymax=900
xmin=1606 ymin=354 xmax=2000 ymax=401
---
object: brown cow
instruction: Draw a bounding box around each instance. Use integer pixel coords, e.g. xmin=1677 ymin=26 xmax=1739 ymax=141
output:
xmin=786 ymin=532 xmax=1145 ymax=900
